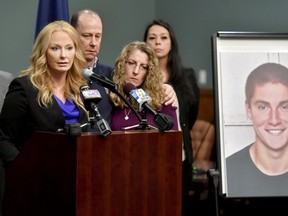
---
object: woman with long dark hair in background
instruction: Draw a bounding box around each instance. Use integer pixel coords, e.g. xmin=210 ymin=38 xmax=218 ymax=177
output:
xmin=144 ymin=19 xmax=200 ymax=216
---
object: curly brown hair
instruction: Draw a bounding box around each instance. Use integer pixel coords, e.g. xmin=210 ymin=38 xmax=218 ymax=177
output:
xmin=110 ymin=41 xmax=165 ymax=110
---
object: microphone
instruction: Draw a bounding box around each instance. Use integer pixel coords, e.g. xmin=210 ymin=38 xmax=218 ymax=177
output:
xmin=82 ymin=69 xmax=118 ymax=92
xmin=82 ymin=69 xmax=142 ymax=122
xmin=80 ymin=84 xmax=102 ymax=107
xmin=123 ymin=83 xmax=174 ymax=131
xmin=80 ymin=84 xmax=112 ymax=137
xmin=123 ymin=84 xmax=152 ymax=112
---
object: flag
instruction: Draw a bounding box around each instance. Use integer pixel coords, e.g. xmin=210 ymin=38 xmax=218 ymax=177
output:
xmin=34 ymin=0 xmax=69 ymax=40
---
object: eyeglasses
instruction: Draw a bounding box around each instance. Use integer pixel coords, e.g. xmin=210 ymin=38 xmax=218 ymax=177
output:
xmin=125 ymin=60 xmax=148 ymax=72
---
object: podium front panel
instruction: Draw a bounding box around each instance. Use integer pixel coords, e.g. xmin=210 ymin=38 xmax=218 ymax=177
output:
xmin=4 ymin=130 xmax=182 ymax=216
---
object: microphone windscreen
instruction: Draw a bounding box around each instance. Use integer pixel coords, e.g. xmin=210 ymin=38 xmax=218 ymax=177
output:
xmin=123 ymin=83 xmax=136 ymax=96
xmin=82 ymin=69 xmax=92 ymax=80
xmin=79 ymin=84 xmax=89 ymax=91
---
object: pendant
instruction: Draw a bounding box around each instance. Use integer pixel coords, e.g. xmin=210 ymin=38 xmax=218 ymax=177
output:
xmin=124 ymin=108 xmax=131 ymax=120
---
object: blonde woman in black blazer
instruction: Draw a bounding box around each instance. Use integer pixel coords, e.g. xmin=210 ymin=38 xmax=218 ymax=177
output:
xmin=0 ymin=20 xmax=89 ymax=166
xmin=0 ymin=20 xmax=89 ymax=216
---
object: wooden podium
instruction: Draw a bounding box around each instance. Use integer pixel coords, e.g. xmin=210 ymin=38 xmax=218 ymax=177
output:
xmin=4 ymin=130 xmax=182 ymax=216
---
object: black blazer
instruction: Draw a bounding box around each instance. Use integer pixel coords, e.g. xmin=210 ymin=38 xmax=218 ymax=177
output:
xmin=176 ymin=68 xmax=200 ymax=164
xmin=0 ymin=76 xmax=89 ymax=163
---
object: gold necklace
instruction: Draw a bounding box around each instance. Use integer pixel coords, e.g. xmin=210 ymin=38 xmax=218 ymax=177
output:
xmin=124 ymin=108 xmax=131 ymax=120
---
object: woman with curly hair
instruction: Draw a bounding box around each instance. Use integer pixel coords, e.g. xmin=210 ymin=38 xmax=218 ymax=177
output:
xmin=110 ymin=41 xmax=178 ymax=131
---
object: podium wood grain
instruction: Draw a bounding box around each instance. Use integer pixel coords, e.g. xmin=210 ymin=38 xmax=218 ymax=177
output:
xmin=4 ymin=130 xmax=182 ymax=216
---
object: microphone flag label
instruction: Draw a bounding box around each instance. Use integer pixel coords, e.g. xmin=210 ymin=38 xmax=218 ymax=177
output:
xmin=130 ymin=89 xmax=151 ymax=111
xmin=130 ymin=88 xmax=147 ymax=100
xmin=81 ymin=89 xmax=102 ymax=100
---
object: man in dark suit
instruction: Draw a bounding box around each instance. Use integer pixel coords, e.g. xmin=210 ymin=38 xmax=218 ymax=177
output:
xmin=71 ymin=9 xmax=177 ymax=132
xmin=71 ymin=9 xmax=113 ymax=127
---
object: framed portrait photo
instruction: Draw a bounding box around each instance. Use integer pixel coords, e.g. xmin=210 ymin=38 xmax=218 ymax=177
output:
xmin=212 ymin=31 xmax=288 ymax=198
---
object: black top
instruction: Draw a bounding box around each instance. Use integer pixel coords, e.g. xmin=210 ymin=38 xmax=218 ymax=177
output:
xmin=226 ymin=144 xmax=288 ymax=197
xmin=175 ymin=68 xmax=200 ymax=164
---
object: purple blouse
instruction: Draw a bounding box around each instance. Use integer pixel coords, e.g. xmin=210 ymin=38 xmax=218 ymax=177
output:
xmin=111 ymin=104 xmax=178 ymax=131
xmin=54 ymin=96 xmax=80 ymax=123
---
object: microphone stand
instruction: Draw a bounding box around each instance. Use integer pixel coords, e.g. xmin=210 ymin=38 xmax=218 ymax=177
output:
xmin=111 ymin=88 xmax=156 ymax=130
xmin=88 ymin=104 xmax=112 ymax=137
xmin=110 ymin=87 xmax=143 ymax=123
xmin=87 ymin=78 xmax=160 ymax=131
xmin=112 ymin=90 xmax=170 ymax=131
xmin=122 ymin=110 xmax=158 ymax=131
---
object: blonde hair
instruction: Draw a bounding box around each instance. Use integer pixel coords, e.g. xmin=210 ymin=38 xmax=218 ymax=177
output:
xmin=110 ymin=41 xmax=164 ymax=109
xmin=20 ymin=21 xmax=87 ymax=110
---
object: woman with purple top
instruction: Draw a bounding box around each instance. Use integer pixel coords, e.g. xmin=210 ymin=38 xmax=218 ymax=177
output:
xmin=110 ymin=41 xmax=178 ymax=131
xmin=0 ymin=21 xmax=89 ymax=167
xmin=0 ymin=20 xmax=89 ymax=215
